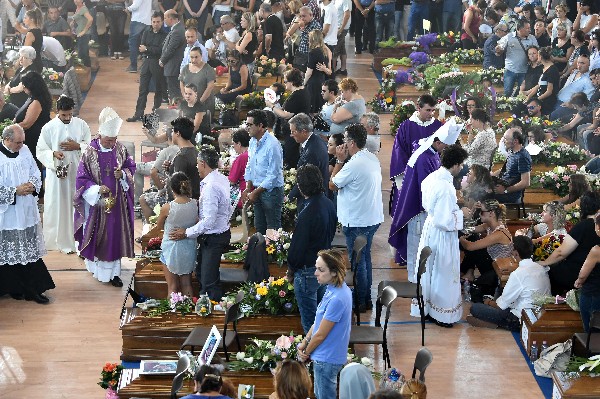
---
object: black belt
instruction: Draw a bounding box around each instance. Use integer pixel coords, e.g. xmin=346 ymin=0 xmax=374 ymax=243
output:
xmin=143 ymin=56 xmax=159 ymax=59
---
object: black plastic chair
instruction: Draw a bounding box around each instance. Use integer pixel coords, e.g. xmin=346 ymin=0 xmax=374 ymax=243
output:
xmin=180 ymin=291 xmax=244 ymax=361
xmin=170 ymin=354 xmax=191 ymax=399
xmin=345 ymin=235 xmax=368 ymax=326
xmin=349 ymin=285 xmax=398 ymax=368
xmin=572 ymin=311 xmax=600 ymax=357
xmin=376 ymin=246 xmax=432 ymax=346
xmin=505 ymin=189 xmax=527 ymax=218
xmin=412 ymin=347 xmax=433 ymax=383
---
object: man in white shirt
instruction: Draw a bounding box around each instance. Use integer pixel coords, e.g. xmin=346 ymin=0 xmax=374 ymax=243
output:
xmin=220 ymin=15 xmax=240 ymax=49
xmin=41 ymin=36 xmax=67 ymax=72
xmin=181 ymin=26 xmax=209 ymax=71
xmin=467 ymin=235 xmax=551 ymax=331
xmin=320 ymin=0 xmax=338 ymax=53
xmin=126 ymin=0 xmax=152 ymax=73
xmin=330 ymin=124 xmax=384 ymax=312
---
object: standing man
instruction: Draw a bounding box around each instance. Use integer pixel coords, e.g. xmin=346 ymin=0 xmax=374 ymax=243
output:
xmin=288 ymin=113 xmax=329 ymax=211
xmin=483 ymin=23 xmax=508 ymax=69
xmin=407 ymin=0 xmax=430 ymax=40
xmin=496 ymin=18 xmax=538 ymax=96
xmin=260 ymin=3 xmax=285 ymax=61
xmin=126 ymin=0 xmax=152 ymax=73
xmin=74 ymin=107 xmax=136 ymax=288
xmin=389 ymin=95 xmax=441 ymax=209
xmin=330 ymin=124 xmax=384 ymax=312
xmin=0 ymin=124 xmax=54 ymax=304
xmin=352 ymin=0 xmax=375 ymax=55
xmin=160 ymin=10 xmax=186 ymax=103
xmin=36 ymin=96 xmax=91 ymax=254
xmin=127 ymin=11 xmax=168 ymax=122
xmin=389 ymin=119 xmax=462 ymax=280
xmin=333 ymin=0 xmax=351 ymax=75
xmin=287 ymin=164 xmax=337 ymax=334
xmin=169 ymin=146 xmax=231 ymax=300
xmin=42 ymin=5 xmax=72 ymax=50
xmin=180 ymin=27 xmax=208 ymax=71
xmin=290 ymin=7 xmax=321 ymax=72
xmin=242 ymin=109 xmax=284 ymax=234
xmin=419 ymin=144 xmax=469 ymax=327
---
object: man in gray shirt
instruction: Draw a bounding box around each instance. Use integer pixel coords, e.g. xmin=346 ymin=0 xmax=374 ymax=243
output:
xmin=495 ymin=18 xmax=538 ymax=96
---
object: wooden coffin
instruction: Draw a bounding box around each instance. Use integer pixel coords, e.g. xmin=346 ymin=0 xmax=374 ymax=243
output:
xmin=492 ymin=257 xmax=518 ymax=287
xmin=118 ymin=368 xmax=278 ymax=399
xmin=120 ymin=306 xmax=303 ymax=361
xmin=520 ymin=304 xmax=583 ymax=357
xmin=551 ymin=371 xmax=600 ymax=399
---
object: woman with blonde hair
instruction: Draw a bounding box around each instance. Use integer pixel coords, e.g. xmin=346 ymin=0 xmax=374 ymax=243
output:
xmin=517 ymin=201 xmax=567 ymax=242
xmin=329 ymin=78 xmax=367 ymax=134
xmin=236 ymin=12 xmax=258 ymax=74
xmin=297 ymin=249 xmax=352 ymax=399
xmin=304 ymin=30 xmax=332 ymax=114
xmin=547 ymin=4 xmax=572 ymax=41
xmin=269 ymin=359 xmax=312 ymax=399
xmin=23 ymin=8 xmax=44 ymax=72
xmin=400 ymin=379 xmax=427 ymax=399
xmin=459 ymin=199 xmax=513 ymax=292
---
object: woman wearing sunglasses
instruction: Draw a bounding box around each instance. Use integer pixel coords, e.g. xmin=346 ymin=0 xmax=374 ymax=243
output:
xmin=216 ymin=50 xmax=251 ymax=104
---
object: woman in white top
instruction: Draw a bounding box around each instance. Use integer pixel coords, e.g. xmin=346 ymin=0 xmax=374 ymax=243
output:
xmin=516 ymin=201 xmax=567 ymax=242
xmin=590 ymin=30 xmax=600 ymax=71
xmin=462 ymin=108 xmax=497 ymax=169
xmin=547 ymin=4 xmax=572 ymax=41
xmin=205 ymin=26 xmax=228 ymax=67
xmin=573 ymin=0 xmax=599 ymax=35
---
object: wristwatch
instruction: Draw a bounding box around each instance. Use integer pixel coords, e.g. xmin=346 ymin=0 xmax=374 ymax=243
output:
xmin=336 ymin=159 xmax=344 ymax=164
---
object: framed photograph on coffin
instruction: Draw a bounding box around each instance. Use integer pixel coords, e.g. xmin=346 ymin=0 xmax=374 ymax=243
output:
xmin=139 ymin=360 xmax=178 ymax=375
xmin=238 ymin=384 xmax=255 ymax=398
xmin=198 ymin=325 xmax=222 ymax=366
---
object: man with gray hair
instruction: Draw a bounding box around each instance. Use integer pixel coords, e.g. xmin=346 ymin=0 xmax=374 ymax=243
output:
xmin=483 ymin=22 xmax=508 ymax=69
xmin=288 ymin=113 xmax=329 ymax=210
xmin=361 ymin=112 xmax=380 ymax=154
xmin=169 ymin=145 xmax=232 ymax=300
xmin=0 ymin=124 xmax=54 ymax=304
xmin=288 ymin=6 xmax=321 ymax=72
xmin=260 ymin=2 xmax=285 ymax=60
xmin=220 ymin=14 xmax=240 ymax=49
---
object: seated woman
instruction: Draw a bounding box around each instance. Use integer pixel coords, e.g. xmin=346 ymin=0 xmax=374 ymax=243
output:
xmin=461 ymin=164 xmax=495 ymax=208
xmin=339 ymin=363 xmax=376 ymax=399
xmin=179 ymin=83 xmax=214 ymax=144
xmin=269 ymin=359 xmax=312 ymax=399
xmin=459 ymin=200 xmax=513 ymax=291
xmin=228 ymin=128 xmax=250 ymax=208
xmin=180 ymin=364 xmax=232 ymax=399
xmin=539 ymin=191 xmax=600 ymax=295
xmin=205 ymin=25 xmax=228 ymax=68
xmin=216 ymin=50 xmax=251 ymax=104
xmin=517 ymin=201 xmax=567 ymax=241
xmin=462 ymin=108 xmax=497 ymax=170
xmin=558 ymin=173 xmax=591 ymax=210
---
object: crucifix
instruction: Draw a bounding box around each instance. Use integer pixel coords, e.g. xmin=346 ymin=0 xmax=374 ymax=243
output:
xmin=104 ymin=164 xmax=113 ymax=177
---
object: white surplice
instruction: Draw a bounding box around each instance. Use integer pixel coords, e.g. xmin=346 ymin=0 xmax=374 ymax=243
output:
xmin=417 ymin=167 xmax=464 ymax=324
xmin=36 ymin=116 xmax=91 ymax=253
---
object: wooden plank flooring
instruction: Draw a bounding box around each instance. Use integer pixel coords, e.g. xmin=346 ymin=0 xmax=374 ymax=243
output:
xmin=0 ymin=41 xmax=545 ymax=399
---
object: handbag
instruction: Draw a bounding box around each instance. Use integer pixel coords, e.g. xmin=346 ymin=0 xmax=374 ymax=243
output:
xmin=312 ymin=113 xmax=330 ymax=132
xmin=292 ymin=51 xmax=308 ymax=72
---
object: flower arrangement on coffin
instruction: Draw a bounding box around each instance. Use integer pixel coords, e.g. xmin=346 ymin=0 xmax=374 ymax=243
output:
xmin=532 ymin=233 xmax=564 ymax=261
xmin=228 ymin=333 xmax=303 ymax=371
xmin=347 ymin=350 xmax=382 ymax=379
xmin=65 ymin=49 xmax=84 ymax=67
xmin=495 ymin=95 xmax=523 ymax=112
xmin=390 ymin=100 xmax=417 ymax=136
xmin=223 ymin=242 xmax=247 ymax=263
xmin=566 ymin=354 xmax=600 ymax=375
xmin=430 ymin=70 xmax=467 ymax=98
xmin=496 ymin=116 xmax=563 ymax=134
xmin=368 ymin=68 xmax=397 ymax=113
xmin=282 ymin=170 xmax=298 ymax=231
xmin=148 ymin=203 xmax=162 ymax=224
xmin=254 ymin=55 xmax=289 ymax=77
xmin=143 ymin=292 xmax=198 ymax=317
xmin=241 ymin=91 xmax=266 ymax=109
xmin=415 ymin=33 xmax=438 ymax=52
xmin=98 ymin=362 xmax=124 ymax=390
xmin=88 ymin=39 xmax=100 ymax=49
xmin=533 ymin=289 xmax=580 ymax=311
xmin=377 ymin=36 xmax=417 ymax=49
xmin=266 ymin=228 xmax=292 ymax=266
xmin=435 ymin=31 xmax=458 ymax=47
xmin=530 ymin=165 xmax=600 ymax=196
xmin=438 ymin=48 xmax=484 ymax=64
xmin=381 ymin=57 xmax=412 ymax=67
xmin=215 ymin=99 xmax=236 ymax=112
xmin=536 ymin=142 xmax=590 ymax=166
xmin=476 ymin=67 xmax=504 ymax=86
xmin=147 ymin=237 xmax=162 ymax=251
xmin=422 ymin=62 xmax=459 ymax=90
xmin=224 ymin=276 xmax=298 ymax=316
xmin=41 ymin=67 xmax=64 ymax=90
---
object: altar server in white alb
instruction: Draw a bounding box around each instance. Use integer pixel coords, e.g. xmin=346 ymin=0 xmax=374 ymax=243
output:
xmin=417 ymin=141 xmax=469 ymax=328
xmin=36 ymin=95 xmax=91 ymax=254
xmin=0 ymin=124 xmax=54 ymax=304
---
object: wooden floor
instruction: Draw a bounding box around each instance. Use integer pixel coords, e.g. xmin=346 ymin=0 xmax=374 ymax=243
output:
xmin=0 ymin=41 xmax=545 ymax=399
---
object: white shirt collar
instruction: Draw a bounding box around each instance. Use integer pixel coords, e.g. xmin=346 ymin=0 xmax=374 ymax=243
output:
xmin=301 ymin=132 xmax=313 ymax=149
xmin=408 ymin=111 xmax=437 ymax=127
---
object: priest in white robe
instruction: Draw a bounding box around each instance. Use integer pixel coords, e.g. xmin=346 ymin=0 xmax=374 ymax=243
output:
xmin=418 ymin=144 xmax=469 ymax=327
xmin=36 ymin=96 xmax=91 ymax=253
xmin=0 ymin=124 xmax=54 ymax=304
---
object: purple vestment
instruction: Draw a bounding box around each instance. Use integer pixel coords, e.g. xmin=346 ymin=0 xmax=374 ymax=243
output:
xmin=74 ymin=139 xmax=136 ymax=262
xmin=388 ymin=146 xmax=441 ymax=264
xmin=389 ymin=117 xmax=442 ymax=216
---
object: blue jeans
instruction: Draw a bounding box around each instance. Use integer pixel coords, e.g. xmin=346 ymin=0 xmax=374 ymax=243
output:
xmin=253 ymin=186 xmax=284 ymax=234
xmin=470 ymin=303 xmax=521 ymax=331
xmin=394 ymin=10 xmax=403 ymax=40
xmin=128 ymin=21 xmax=148 ymax=69
xmin=407 ymin=2 xmax=429 ymax=40
xmin=375 ymin=11 xmax=395 ymax=44
xmin=313 ymin=360 xmax=344 ymax=399
xmin=294 ymin=267 xmax=326 ymax=334
xmin=503 ymin=69 xmax=526 ymax=97
xmin=550 ymin=104 xmax=577 ymax=124
xmin=77 ymin=33 xmax=91 ymax=67
xmin=442 ymin=10 xmax=462 ymax=34
xmin=343 ymin=224 xmax=380 ymax=306
xmin=579 ymin=291 xmax=600 ymax=332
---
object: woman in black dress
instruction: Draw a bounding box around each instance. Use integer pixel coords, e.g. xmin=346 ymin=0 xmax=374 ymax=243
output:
xmin=304 ymin=30 xmax=332 ymax=114
xmin=4 ymin=46 xmax=37 ymax=109
xmin=14 ymin=71 xmax=52 ymax=189
xmin=236 ymin=12 xmax=258 ymax=74
xmin=216 ymin=50 xmax=251 ymax=104
xmin=22 ymin=8 xmax=43 ymax=73
xmin=535 ymin=47 xmax=560 ymax=115
xmin=550 ymin=23 xmax=573 ymax=75
xmin=265 ymin=68 xmax=311 ymax=168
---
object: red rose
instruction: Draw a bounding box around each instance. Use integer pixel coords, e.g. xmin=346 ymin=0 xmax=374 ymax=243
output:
xmin=192 ymin=297 xmax=198 ymax=304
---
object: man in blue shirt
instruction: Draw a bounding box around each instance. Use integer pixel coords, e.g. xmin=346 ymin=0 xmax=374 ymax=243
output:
xmin=242 ymin=110 xmax=284 ymax=234
xmin=484 ymin=23 xmax=508 ymax=69
xmin=492 ymin=128 xmax=531 ymax=204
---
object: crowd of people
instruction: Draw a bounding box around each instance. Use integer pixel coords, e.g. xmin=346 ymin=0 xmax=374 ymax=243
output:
xmin=2 ymin=0 xmax=600 ymax=398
